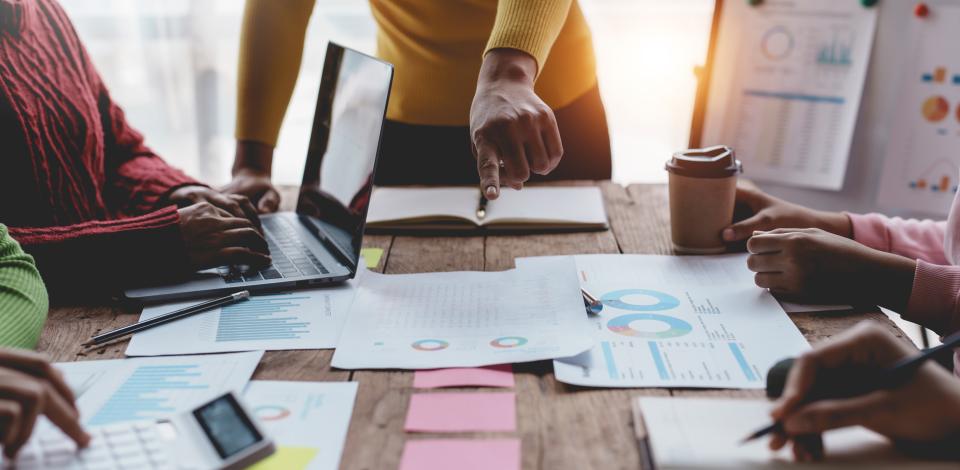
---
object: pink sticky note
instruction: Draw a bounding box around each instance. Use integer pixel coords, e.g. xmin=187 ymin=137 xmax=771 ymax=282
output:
xmin=399 ymin=439 xmax=520 ymax=470
xmin=404 ymin=392 xmax=516 ymax=432
xmin=413 ymin=365 xmax=515 ymax=389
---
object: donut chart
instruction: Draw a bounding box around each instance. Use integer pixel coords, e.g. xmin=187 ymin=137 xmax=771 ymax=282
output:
xmin=490 ymin=336 xmax=528 ymax=349
xmin=411 ymin=339 xmax=449 ymax=351
xmin=761 ymin=26 xmax=794 ymax=61
xmin=607 ymin=313 xmax=693 ymax=339
xmin=922 ymin=95 xmax=949 ymax=122
xmin=253 ymin=405 xmax=291 ymax=422
xmin=601 ymin=289 xmax=680 ymax=311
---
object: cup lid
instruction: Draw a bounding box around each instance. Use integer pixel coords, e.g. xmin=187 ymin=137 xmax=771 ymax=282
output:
xmin=665 ymin=145 xmax=742 ymax=178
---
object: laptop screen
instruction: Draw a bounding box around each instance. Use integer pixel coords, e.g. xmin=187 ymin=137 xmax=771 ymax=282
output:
xmin=296 ymin=43 xmax=393 ymax=270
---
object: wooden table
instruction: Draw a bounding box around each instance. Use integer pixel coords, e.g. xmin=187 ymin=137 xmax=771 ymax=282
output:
xmin=40 ymin=182 xmax=908 ymax=470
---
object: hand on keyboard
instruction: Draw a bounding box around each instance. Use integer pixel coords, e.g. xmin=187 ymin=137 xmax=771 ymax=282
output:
xmin=179 ymin=203 xmax=272 ymax=272
xmin=0 ymin=349 xmax=90 ymax=458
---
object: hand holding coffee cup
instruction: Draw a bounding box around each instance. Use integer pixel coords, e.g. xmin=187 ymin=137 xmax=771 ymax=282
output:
xmin=665 ymin=145 xmax=742 ymax=254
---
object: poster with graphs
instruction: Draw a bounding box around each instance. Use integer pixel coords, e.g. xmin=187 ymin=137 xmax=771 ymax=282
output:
xmin=877 ymin=6 xmax=960 ymax=214
xmin=702 ymin=0 xmax=878 ymax=190
xmin=517 ymin=255 xmax=810 ymax=389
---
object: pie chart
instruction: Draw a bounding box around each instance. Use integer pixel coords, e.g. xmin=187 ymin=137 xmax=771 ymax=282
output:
xmin=922 ymin=96 xmax=949 ymax=122
xmin=761 ymin=26 xmax=793 ymax=61
xmin=607 ymin=313 xmax=693 ymax=339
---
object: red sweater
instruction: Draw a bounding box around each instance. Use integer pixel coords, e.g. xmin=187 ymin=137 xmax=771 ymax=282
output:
xmin=0 ymin=0 xmax=200 ymax=297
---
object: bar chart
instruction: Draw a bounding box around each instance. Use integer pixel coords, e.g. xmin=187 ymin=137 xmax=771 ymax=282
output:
xmin=88 ymin=364 xmax=208 ymax=426
xmin=216 ymin=295 xmax=313 ymax=342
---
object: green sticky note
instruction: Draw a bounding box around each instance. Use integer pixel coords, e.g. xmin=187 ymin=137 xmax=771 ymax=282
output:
xmin=248 ymin=446 xmax=319 ymax=470
xmin=360 ymin=247 xmax=384 ymax=268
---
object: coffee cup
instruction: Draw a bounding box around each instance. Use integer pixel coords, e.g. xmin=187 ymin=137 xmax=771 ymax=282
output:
xmin=665 ymin=145 xmax=741 ymax=254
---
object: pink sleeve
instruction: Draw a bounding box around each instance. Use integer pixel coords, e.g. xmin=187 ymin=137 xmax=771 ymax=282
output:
xmin=847 ymin=213 xmax=949 ymax=265
xmin=904 ymin=260 xmax=960 ymax=337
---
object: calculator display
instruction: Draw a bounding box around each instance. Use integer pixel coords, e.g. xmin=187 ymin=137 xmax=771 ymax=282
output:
xmin=193 ymin=394 xmax=263 ymax=459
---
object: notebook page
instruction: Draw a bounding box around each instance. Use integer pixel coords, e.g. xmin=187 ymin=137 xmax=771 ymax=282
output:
xmin=483 ymin=187 xmax=607 ymax=226
xmin=366 ymin=187 xmax=479 ymax=225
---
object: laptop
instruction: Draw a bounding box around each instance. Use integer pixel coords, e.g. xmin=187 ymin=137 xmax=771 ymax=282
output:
xmin=125 ymin=43 xmax=393 ymax=303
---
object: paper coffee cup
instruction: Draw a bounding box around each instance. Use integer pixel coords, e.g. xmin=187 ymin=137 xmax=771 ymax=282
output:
xmin=665 ymin=145 xmax=741 ymax=254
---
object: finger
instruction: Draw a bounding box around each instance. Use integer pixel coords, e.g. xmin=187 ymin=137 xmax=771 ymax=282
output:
xmin=0 ymin=400 xmax=22 ymax=455
xmin=230 ymin=195 xmax=262 ymax=230
xmin=768 ymin=430 xmax=788 ymax=451
xmin=213 ymin=193 xmax=246 ymax=220
xmin=0 ymin=351 xmax=75 ymax=410
xmin=783 ymin=391 xmax=891 ymax=435
xmin=723 ymin=213 xmax=772 ymax=242
xmin=746 ymin=233 xmax=787 ymax=254
xmin=217 ymin=247 xmax=271 ymax=268
xmin=4 ymin=383 xmax=40 ymax=457
xmin=212 ymin=216 xmax=257 ymax=232
xmin=258 ymin=189 xmax=281 ymax=214
xmin=746 ymin=253 xmax=786 ymax=273
xmin=791 ymin=434 xmax=824 ymax=462
xmin=220 ymin=228 xmax=269 ymax=254
xmin=735 ymin=185 xmax=769 ymax=211
xmin=40 ymin=386 xmax=90 ymax=448
xmin=521 ymin=115 xmax=550 ymax=175
xmin=541 ymin=110 xmax=563 ymax=170
xmin=754 ymin=272 xmax=787 ymax=290
xmin=500 ymin=128 xmax=530 ymax=188
xmin=475 ymin=139 xmax=501 ymax=200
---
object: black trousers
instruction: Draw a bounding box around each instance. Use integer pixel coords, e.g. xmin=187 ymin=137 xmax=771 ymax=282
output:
xmin=375 ymin=84 xmax=612 ymax=185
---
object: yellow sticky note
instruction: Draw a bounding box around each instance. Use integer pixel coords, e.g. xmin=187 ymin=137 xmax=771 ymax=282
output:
xmin=360 ymin=247 xmax=384 ymax=268
xmin=248 ymin=446 xmax=319 ymax=470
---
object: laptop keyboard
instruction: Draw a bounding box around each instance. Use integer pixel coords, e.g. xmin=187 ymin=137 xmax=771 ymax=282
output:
xmin=223 ymin=217 xmax=329 ymax=283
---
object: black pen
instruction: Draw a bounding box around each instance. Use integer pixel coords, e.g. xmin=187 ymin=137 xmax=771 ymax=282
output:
xmin=84 ymin=291 xmax=250 ymax=347
xmin=741 ymin=329 xmax=960 ymax=444
xmin=581 ymin=288 xmax=602 ymax=314
xmin=476 ymin=193 xmax=489 ymax=220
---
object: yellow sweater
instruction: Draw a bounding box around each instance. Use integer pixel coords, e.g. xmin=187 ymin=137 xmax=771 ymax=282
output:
xmin=236 ymin=0 xmax=597 ymax=146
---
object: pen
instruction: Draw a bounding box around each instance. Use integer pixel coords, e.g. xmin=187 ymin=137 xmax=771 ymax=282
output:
xmin=476 ymin=193 xmax=488 ymax=220
xmin=740 ymin=329 xmax=960 ymax=444
xmin=83 ymin=291 xmax=250 ymax=347
xmin=581 ymin=288 xmax=602 ymax=314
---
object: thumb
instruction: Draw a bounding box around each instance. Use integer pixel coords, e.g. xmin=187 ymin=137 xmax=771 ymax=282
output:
xmin=782 ymin=391 xmax=890 ymax=435
xmin=723 ymin=212 xmax=770 ymax=242
xmin=475 ymin=139 xmax=501 ymax=200
xmin=258 ymin=188 xmax=281 ymax=213
xmin=736 ymin=185 xmax=768 ymax=210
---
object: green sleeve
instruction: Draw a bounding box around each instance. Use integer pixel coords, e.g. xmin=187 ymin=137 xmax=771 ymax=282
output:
xmin=0 ymin=225 xmax=48 ymax=349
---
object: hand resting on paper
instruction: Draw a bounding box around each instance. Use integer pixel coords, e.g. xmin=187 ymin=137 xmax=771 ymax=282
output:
xmin=745 ymin=228 xmax=916 ymax=311
xmin=769 ymin=322 xmax=960 ymax=461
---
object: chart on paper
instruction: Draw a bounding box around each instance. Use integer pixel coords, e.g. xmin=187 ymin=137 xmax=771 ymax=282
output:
xmin=702 ymin=0 xmax=877 ymax=190
xmin=878 ymin=5 xmax=960 ymax=214
xmin=126 ymin=282 xmax=358 ymax=356
xmin=74 ymin=352 xmax=262 ymax=426
xmin=331 ymin=258 xmax=594 ymax=369
xmin=517 ymin=255 xmax=809 ymax=389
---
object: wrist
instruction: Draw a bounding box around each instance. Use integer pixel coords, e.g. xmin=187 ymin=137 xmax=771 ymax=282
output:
xmin=818 ymin=211 xmax=853 ymax=238
xmin=871 ymin=251 xmax=917 ymax=311
xmin=234 ymin=140 xmax=274 ymax=176
xmin=477 ymin=48 xmax=537 ymax=87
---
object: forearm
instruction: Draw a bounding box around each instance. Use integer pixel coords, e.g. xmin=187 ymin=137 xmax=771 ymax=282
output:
xmin=9 ymin=208 xmax=191 ymax=299
xmin=0 ymin=226 xmax=47 ymax=349
xmin=848 ymin=213 xmax=949 ymax=264
xmin=868 ymin=251 xmax=917 ymax=314
xmin=235 ymin=0 xmax=314 ymax=149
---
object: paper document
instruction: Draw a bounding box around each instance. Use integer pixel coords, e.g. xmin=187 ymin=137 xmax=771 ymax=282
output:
xmin=517 ymin=254 xmax=809 ymax=389
xmin=635 ymin=397 xmax=957 ymax=469
xmin=244 ymin=381 xmax=357 ymax=470
xmin=331 ymin=257 xmax=594 ymax=369
xmin=56 ymin=351 xmax=262 ymax=426
xmin=126 ymin=280 xmax=359 ymax=356
xmin=778 ymin=300 xmax=852 ymax=314
xmin=877 ymin=5 xmax=960 ymax=214
xmin=702 ymin=0 xmax=877 ymax=190
xmin=366 ymin=186 xmax=608 ymax=230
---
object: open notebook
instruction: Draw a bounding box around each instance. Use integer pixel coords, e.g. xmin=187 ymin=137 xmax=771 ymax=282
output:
xmin=633 ymin=397 xmax=957 ymax=469
xmin=365 ymin=187 xmax=608 ymax=231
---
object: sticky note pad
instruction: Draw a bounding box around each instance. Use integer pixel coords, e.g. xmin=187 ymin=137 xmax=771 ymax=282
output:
xmin=248 ymin=446 xmax=318 ymax=470
xmin=413 ymin=365 xmax=514 ymax=389
xmin=360 ymin=247 xmax=384 ymax=268
xmin=399 ymin=439 xmax=520 ymax=470
xmin=404 ymin=392 xmax=516 ymax=432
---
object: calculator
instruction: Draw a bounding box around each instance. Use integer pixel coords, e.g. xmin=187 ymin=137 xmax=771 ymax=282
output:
xmin=3 ymin=392 xmax=275 ymax=470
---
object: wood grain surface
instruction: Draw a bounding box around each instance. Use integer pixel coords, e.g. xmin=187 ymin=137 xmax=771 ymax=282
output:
xmin=39 ymin=183 xmax=907 ymax=470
